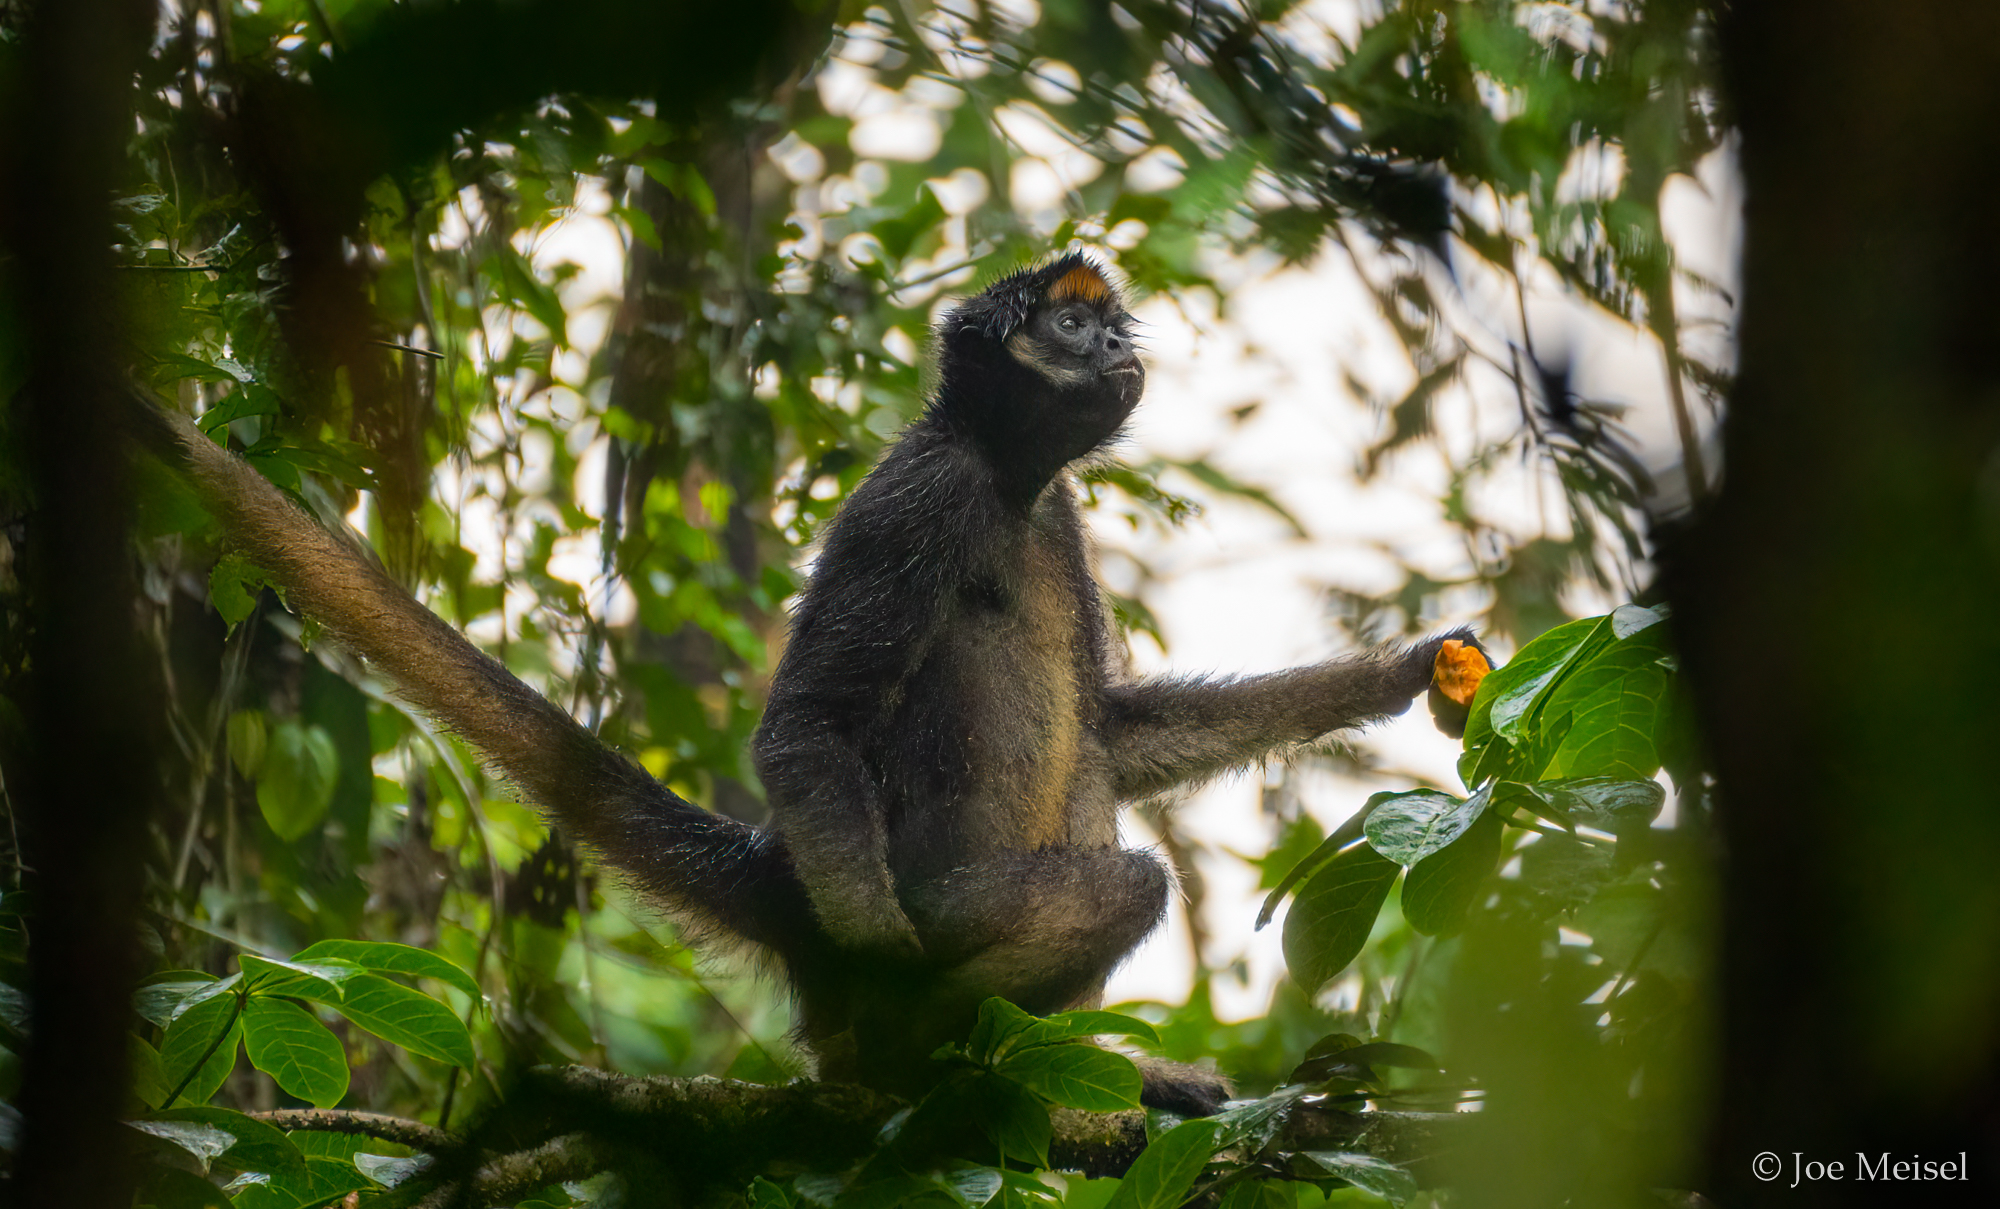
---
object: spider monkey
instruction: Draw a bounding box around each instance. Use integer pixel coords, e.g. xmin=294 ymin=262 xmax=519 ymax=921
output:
xmin=136 ymin=253 xmax=1474 ymax=1116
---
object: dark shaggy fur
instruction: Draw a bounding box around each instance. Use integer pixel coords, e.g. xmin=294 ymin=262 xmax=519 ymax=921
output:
xmin=137 ymin=253 xmax=1470 ymax=1115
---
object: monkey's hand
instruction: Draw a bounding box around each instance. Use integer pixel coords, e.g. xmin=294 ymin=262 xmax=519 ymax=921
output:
xmin=1397 ymin=628 xmax=1494 ymax=739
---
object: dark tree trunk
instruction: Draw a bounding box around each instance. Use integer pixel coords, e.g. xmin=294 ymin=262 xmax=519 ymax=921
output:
xmin=0 ymin=2 xmax=163 ymax=1206
xmin=1671 ymin=4 xmax=2000 ymax=1201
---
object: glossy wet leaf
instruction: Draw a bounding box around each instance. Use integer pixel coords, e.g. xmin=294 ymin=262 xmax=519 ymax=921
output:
xmin=1102 ymin=1118 xmax=1220 ymax=1209
xmin=242 ymin=997 xmax=350 ymax=1108
xmin=1282 ymin=842 xmax=1402 ymax=995
xmin=1364 ymin=787 xmax=1489 ymax=866
xmin=997 ymin=1043 xmax=1142 ymax=1111
xmin=294 ymin=938 xmax=482 ymax=1001
xmin=1403 ymin=807 xmax=1504 ymax=936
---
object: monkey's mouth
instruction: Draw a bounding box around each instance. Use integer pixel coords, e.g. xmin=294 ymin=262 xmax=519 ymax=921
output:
xmin=1100 ymin=365 xmax=1142 ymax=376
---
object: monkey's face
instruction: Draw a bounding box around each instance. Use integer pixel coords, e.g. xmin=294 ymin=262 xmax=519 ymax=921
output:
xmin=1003 ymin=296 xmax=1145 ymax=451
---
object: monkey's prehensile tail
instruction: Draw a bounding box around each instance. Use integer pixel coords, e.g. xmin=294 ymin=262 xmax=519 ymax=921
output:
xmin=126 ymin=399 xmax=803 ymax=950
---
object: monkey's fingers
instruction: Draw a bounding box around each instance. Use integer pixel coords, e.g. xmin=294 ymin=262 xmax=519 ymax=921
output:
xmin=1427 ymin=638 xmax=1493 ymax=739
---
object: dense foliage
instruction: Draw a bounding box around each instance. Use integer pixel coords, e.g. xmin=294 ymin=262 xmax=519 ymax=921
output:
xmin=0 ymin=1 xmax=1729 ymax=1205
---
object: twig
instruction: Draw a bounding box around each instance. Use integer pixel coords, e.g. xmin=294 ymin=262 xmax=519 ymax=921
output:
xmin=249 ymin=1108 xmax=458 ymax=1152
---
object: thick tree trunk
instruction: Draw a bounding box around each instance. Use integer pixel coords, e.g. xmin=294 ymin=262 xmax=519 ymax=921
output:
xmin=0 ymin=2 xmax=162 ymax=1206
xmin=1670 ymin=4 xmax=2000 ymax=1201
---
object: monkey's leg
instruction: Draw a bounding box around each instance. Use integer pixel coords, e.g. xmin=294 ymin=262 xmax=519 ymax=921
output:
xmin=1103 ymin=628 xmax=1480 ymax=799
xmin=821 ymin=847 xmax=1226 ymax=1113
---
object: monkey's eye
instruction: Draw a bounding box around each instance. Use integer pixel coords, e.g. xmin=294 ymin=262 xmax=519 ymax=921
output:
xmin=1058 ymin=314 xmax=1080 ymax=333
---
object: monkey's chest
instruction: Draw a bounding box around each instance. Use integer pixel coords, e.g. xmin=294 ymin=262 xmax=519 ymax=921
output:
xmin=914 ymin=552 xmax=1115 ymax=853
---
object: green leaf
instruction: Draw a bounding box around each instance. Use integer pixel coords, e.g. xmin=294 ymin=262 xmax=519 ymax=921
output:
xmin=1102 ymin=1118 xmax=1221 ymax=1209
xmin=255 ymin=720 xmax=339 ymax=841
xmin=1610 ymin=602 xmax=1668 ymax=638
xmin=968 ymin=1072 xmax=1053 ymax=1168
xmin=941 ymin=1167 xmax=1003 ymax=1206
xmin=1519 ymin=834 xmax=1615 ymax=912
xmin=241 ymin=954 xmax=363 ymax=999
xmin=1539 ymin=665 xmax=1668 ymax=781
xmin=1010 ymin=1008 xmax=1160 ymax=1051
xmin=967 ymin=997 xmax=1039 ymax=1064
xmin=196 ymin=383 xmax=281 ymax=433
xmin=1363 ymin=787 xmax=1487 ymax=866
xmin=297 ymin=972 xmax=475 ymax=1069
xmin=1402 ymin=807 xmax=1504 ymax=937
xmin=1207 ymin=1085 xmax=1305 ymax=1152
xmin=208 ymin=554 xmax=269 ymax=629
xmin=1283 ymin=842 xmax=1402 ymax=995
xmin=1504 ymin=777 xmax=1665 ymax=835
xmin=144 ymin=1106 xmax=306 ymax=1179
xmin=231 ymin=1156 xmax=373 ymax=1209
xmin=137 ymin=1166 xmax=235 ymax=1209
xmin=875 ymin=183 xmax=948 ymax=261
xmin=1466 ymin=615 xmax=1608 ymax=746
xmin=129 ymin=1117 xmax=235 ymax=1171
xmin=159 ymin=991 xmax=243 ymax=1106
xmin=1298 ymin=1151 xmax=1417 ymax=1205
xmin=293 ymin=939 xmax=482 ymax=1002
xmin=242 ymin=997 xmax=350 ymax=1108
xmin=997 ymin=1044 xmax=1142 ymax=1112
xmin=130 ymin=1033 xmax=171 ymax=1109
xmin=355 ymin=1152 xmax=435 ymax=1188
xmin=480 ymin=249 xmax=568 ymax=346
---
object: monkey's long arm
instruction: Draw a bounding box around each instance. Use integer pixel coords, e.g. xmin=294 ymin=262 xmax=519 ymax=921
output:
xmin=1102 ymin=629 xmax=1473 ymax=800
xmin=129 ymin=403 xmax=788 ymax=945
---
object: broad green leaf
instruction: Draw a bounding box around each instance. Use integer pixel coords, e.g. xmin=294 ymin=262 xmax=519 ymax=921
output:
xmin=1363 ymin=787 xmax=1487 ymax=866
xmin=942 ymin=1167 xmax=1003 ymax=1206
xmin=1402 ymin=807 xmax=1504 ymax=937
xmin=1283 ymin=843 xmax=1402 ymax=995
xmin=1218 ymin=1181 xmax=1292 ymax=1209
xmin=242 ymin=997 xmax=350 ymax=1108
xmin=1520 ymin=835 xmax=1615 ymax=912
xmin=136 ymin=971 xmax=234 ymax=1029
xmin=1207 ymin=1085 xmax=1305 ymax=1151
xmin=232 ymin=1156 xmax=372 ymax=1209
xmin=997 ymin=1044 xmax=1143 ymax=1112
xmin=1512 ymin=776 xmax=1666 ymax=835
xmin=293 ymin=939 xmax=481 ymax=1002
xmin=195 ymin=383 xmax=281 ymax=432
xmin=1255 ymin=827 xmax=1349 ymax=929
xmin=968 ymin=1072 xmax=1053 ymax=1168
xmin=749 ymin=1176 xmax=793 ymax=1209
xmin=226 ymin=710 xmax=268 ymax=778
xmin=302 ymin=972 xmax=475 ymax=1069
xmin=1299 ymin=1151 xmax=1418 ymax=1205
xmin=1102 ymin=1118 xmax=1221 ymax=1209
xmin=1540 ymin=665 xmax=1667 ymax=781
xmin=130 ymin=1033 xmax=170 ymax=1109
xmin=967 ymin=997 xmax=1039 ymax=1064
xmin=241 ymin=954 xmax=362 ymax=999
xmin=1610 ymin=603 xmax=1668 ymax=638
xmin=355 ymin=1152 xmax=435 ymax=1188
xmin=1010 ymin=1008 xmax=1160 ymax=1051
xmin=129 ymin=1117 xmax=234 ymax=1171
xmin=159 ymin=991 xmax=243 ymax=1106
xmin=480 ymin=249 xmax=568 ymax=347
xmin=1465 ymin=615 xmax=1608 ymax=745
xmin=255 ymin=720 xmax=339 ymax=841
xmin=145 ymin=1106 xmax=306 ymax=1179
xmin=137 ymin=1166 xmax=234 ymax=1209
xmin=208 ymin=554 xmax=268 ymax=629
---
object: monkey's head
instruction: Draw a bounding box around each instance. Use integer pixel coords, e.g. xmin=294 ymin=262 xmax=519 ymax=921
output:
xmin=933 ymin=253 xmax=1144 ymax=494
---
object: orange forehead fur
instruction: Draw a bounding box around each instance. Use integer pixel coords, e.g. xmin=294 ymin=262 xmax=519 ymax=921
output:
xmin=1048 ymin=263 xmax=1112 ymax=304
